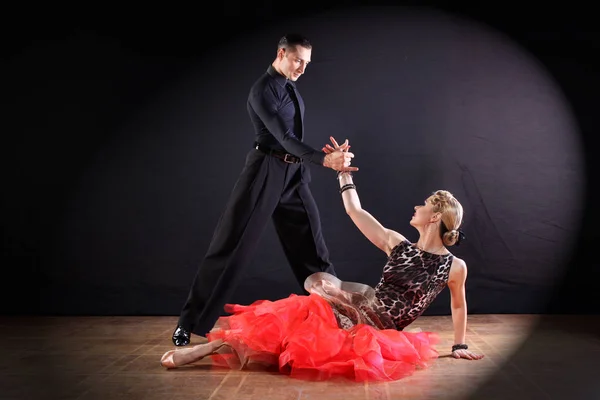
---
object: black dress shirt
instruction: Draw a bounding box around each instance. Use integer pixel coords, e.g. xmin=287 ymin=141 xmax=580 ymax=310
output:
xmin=247 ymin=65 xmax=325 ymax=165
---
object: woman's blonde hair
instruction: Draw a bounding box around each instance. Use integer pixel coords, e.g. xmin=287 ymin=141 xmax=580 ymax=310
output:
xmin=427 ymin=190 xmax=464 ymax=246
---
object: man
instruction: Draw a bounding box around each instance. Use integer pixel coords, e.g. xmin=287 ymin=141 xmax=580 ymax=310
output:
xmin=172 ymin=33 xmax=357 ymax=346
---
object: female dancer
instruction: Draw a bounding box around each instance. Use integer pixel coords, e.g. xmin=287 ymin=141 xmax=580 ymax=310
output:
xmin=160 ymin=138 xmax=484 ymax=381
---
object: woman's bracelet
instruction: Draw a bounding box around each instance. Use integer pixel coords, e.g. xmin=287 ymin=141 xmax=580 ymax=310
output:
xmin=451 ymin=344 xmax=468 ymax=352
xmin=339 ymin=183 xmax=356 ymax=194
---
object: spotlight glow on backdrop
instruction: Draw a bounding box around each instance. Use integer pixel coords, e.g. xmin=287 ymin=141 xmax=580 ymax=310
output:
xmin=55 ymin=7 xmax=584 ymax=394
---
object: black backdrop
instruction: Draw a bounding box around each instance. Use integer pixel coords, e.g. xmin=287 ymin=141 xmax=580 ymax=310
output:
xmin=2 ymin=2 xmax=595 ymax=317
xmin=3 ymin=1 xmax=600 ymax=398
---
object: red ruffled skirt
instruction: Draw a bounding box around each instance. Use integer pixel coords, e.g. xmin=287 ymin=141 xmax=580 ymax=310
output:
xmin=206 ymin=293 xmax=439 ymax=382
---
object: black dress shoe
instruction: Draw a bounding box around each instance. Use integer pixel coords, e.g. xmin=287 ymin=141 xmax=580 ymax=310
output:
xmin=172 ymin=325 xmax=191 ymax=346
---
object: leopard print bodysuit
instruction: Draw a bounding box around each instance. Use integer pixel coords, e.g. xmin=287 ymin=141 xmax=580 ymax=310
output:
xmin=373 ymin=240 xmax=454 ymax=330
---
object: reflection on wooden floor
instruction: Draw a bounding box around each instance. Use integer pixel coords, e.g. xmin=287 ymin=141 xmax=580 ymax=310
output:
xmin=1 ymin=314 xmax=599 ymax=399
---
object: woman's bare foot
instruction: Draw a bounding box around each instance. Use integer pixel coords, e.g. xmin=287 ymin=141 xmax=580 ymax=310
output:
xmin=161 ymin=340 xmax=225 ymax=368
xmin=160 ymin=350 xmax=177 ymax=368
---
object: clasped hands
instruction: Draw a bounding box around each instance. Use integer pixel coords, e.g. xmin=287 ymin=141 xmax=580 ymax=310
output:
xmin=322 ymin=136 xmax=358 ymax=173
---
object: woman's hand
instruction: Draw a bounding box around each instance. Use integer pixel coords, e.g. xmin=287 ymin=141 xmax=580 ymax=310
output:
xmin=452 ymin=349 xmax=485 ymax=360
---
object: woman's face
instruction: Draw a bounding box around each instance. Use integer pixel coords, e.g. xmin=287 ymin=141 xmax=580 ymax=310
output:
xmin=410 ymin=198 xmax=439 ymax=227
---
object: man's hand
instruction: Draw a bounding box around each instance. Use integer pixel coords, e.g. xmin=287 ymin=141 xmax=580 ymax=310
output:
xmin=322 ymin=136 xmax=350 ymax=154
xmin=322 ymin=136 xmax=358 ymax=172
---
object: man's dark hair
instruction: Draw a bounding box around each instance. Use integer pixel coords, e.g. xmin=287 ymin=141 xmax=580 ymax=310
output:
xmin=277 ymin=33 xmax=312 ymax=51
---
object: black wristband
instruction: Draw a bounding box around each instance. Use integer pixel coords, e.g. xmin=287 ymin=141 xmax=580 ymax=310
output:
xmin=452 ymin=344 xmax=468 ymax=352
xmin=339 ymin=184 xmax=356 ymax=194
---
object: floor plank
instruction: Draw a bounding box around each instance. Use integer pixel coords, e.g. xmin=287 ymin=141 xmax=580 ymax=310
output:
xmin=1 ymin=314 xmax=598 ymax=399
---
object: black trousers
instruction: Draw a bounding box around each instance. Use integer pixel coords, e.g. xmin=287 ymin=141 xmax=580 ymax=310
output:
xmin=178 ymin=148 xmax=336 ymax=336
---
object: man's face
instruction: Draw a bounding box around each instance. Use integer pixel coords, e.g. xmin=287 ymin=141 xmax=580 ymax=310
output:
xmin=279 ymin=45 xmax=311 ymax=81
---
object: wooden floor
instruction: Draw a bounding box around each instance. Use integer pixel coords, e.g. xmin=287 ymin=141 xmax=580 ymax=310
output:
xmin=1 ymin=314 xmax=599 ymax=400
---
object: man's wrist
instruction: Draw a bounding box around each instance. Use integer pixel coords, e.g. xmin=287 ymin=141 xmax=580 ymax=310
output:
xmin=322 ymin=152 xmax=331 ymax=167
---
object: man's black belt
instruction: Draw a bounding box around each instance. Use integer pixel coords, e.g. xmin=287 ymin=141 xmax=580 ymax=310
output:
xmin=254 ymin=142 xmax=301 ymax=163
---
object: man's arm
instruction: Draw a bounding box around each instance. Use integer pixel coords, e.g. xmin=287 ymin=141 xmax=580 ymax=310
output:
xmin=249 ymin=86 xmax=326 ymax=165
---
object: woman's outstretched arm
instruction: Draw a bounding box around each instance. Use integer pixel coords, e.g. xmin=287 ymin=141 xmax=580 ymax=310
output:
xmin=335 ymin=168 xmax=406 ymax=257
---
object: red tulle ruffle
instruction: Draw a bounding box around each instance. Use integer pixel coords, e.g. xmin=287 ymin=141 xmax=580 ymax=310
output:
xmin=206 ymin=293 xmax=438 ymax=382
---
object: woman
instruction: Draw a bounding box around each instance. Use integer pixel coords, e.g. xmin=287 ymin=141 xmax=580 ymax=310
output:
xmin=160 ymin=138 xmax=484 ymax=381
